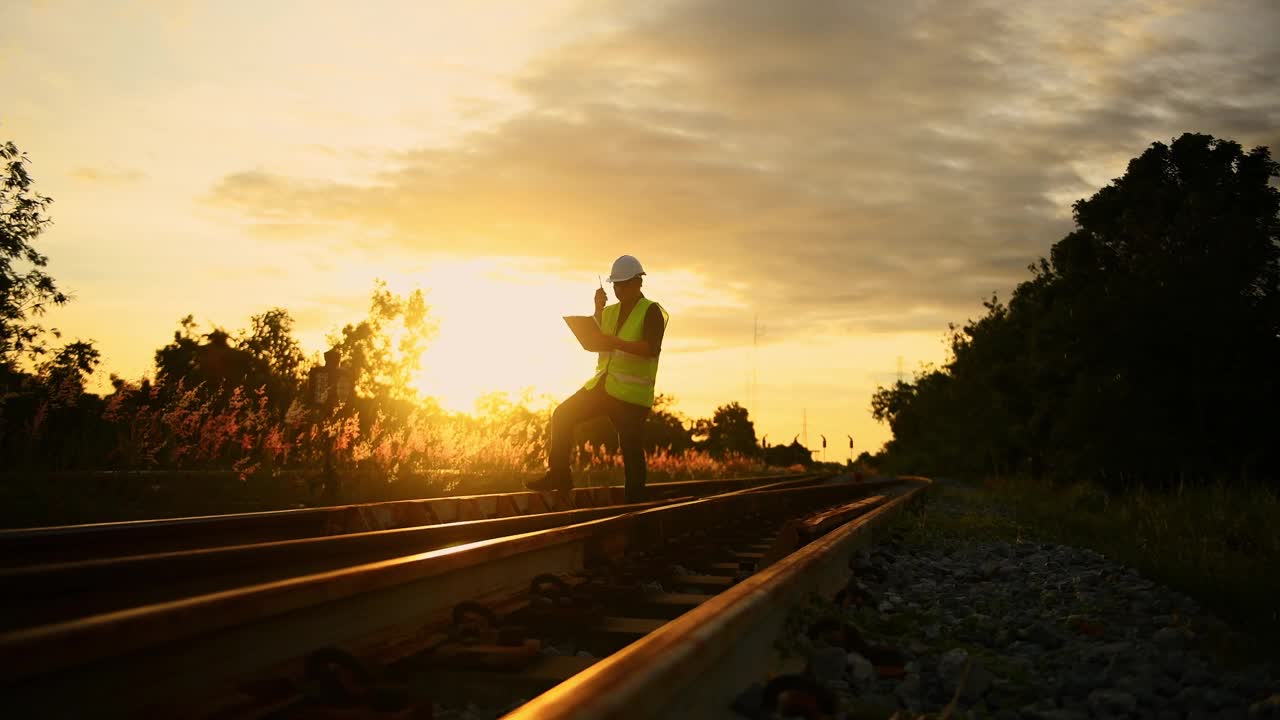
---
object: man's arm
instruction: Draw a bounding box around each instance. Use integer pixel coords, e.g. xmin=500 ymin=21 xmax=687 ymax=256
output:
xmin=593 ymin=288 xmax=607 ymax=323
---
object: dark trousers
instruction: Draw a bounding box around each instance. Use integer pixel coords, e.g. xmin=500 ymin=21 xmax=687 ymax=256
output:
xmin=549 ymin=386 xmax=650 ymax=502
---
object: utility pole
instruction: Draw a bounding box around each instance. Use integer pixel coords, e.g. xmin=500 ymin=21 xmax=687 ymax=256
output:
xmin=744 ymin=314 xmax=763 ymax=422
xmin=751 ymin=314 xmax=758 ymax=419
xmin=802 ymin=408 xmax=808 ymax=448
xmin=820 ymin=434 xmax=827 ymax=464
xmin=848 ymin=434 xmax=854 ymax=464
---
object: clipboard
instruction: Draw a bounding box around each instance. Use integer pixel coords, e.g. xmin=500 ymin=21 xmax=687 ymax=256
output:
xmin=563 ymin=316 xmax=612 ymax=352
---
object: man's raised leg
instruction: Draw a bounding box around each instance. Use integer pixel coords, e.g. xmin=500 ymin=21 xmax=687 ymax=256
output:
xmin=530 ymin=387 xmax=605 ymax=491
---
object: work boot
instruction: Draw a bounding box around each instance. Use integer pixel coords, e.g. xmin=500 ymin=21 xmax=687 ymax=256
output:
xmin=525 ymin=471 xmax=572 ymax=492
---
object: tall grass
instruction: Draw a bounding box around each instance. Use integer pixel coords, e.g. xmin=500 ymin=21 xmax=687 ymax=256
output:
xmin=3 ymin=380 xmax=780 ymax=526
xmin=93 ymin=380 xmax=775 ymax=486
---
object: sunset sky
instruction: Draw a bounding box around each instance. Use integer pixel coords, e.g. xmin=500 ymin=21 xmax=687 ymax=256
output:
xmin=3 ymin=0 xmax=1276 ymax=454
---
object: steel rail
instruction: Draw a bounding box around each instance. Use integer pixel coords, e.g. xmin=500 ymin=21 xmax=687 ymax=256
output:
xmin=505 ymin=476 xmax=931 ymax=719
xmin=2 ymin=476 xmax=826 ymax=630
xmin=0 ymin=477 xmax=895 ymax=718
xmin=0 ymin=496 xmax=691 ymax=632
xmin=0 ymin=472 xmax=820 ymax=566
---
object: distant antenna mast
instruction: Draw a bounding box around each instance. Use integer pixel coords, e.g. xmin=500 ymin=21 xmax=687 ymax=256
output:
xmin=751 ymin=314 xmax=759 ymax=417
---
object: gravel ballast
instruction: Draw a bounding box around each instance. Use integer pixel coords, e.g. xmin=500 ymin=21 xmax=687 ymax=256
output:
xmin=762 ymin=489 xmax=1280 ymax=719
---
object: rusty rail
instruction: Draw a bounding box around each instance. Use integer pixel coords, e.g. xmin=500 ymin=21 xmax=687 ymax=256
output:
xmin=0 ymin=476 xmax=894 ymax=718
xmin=506 ymin=476 xmax=931 ymax=719
xmin=0 ymin=472 xmax=821 ymax=566
xmin=1 ymin=496 xmax=688 ymax=631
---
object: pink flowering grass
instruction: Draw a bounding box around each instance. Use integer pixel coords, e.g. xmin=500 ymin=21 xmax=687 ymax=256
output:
xmin=79 ymin=380 xmax=779 ymax=499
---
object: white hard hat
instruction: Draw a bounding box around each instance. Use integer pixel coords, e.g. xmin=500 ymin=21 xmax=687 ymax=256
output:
xmin=607 ymin=255 xmax=646 ymax=283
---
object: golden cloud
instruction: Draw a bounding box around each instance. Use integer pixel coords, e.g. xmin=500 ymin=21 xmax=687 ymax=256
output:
xmin=207 ymin=0 xmax=1280 ymax=340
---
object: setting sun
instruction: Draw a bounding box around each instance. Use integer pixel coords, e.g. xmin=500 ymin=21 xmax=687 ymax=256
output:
xmin=402 ymin=259 xmax=587 ymax=412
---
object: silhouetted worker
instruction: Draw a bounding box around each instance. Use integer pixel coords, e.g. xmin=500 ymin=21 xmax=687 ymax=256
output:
xmin=527 ymin=255 xmax=668 ymax=502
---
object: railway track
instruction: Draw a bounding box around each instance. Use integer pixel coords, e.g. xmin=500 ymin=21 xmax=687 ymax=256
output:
xmin=0 ymin=472 xmax=822 ymax=566
xmin=1 ymin=474 xmax=824 ymax=631
xmin=0 ymin=473 xmax=929 ymax=719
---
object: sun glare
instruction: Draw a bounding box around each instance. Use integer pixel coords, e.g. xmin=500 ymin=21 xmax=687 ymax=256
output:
xmin=400 ymin=259 xmax=591 ymax=414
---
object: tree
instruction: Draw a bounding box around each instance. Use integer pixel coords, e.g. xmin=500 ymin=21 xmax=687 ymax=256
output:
xmin=1 ymin=141 xmax=67 ymax=367
xmin=695 ymin=402 xmax=758 ymax=458
xmin=1039 ymin=134 xmax=1280 ymax=483
xmin=328 ymin=281 xmax=438 ymax=402
xmin=154 ymin=315 xmax=206 ymax=388
xmin=644 ymin=394 xmax=694 ymax=453
xmin=764 ymin=440 xmax=813 ymax=468
xmin=240 ymin=308 xmax=305 ymax=383
xmin=0 ymin=141 xmax=107 ymax=472
xmin=40 ymin=340 xmax=101 ymax=400
xmin=239 ymin=308 xmax=306 ymax=408
xmin=153 ymin=316 xmax=265 ymax=402
xmin=871 ymin=133 xmax=1280 ymax=487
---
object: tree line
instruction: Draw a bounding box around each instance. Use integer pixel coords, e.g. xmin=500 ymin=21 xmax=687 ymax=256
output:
xmin=871 ymin=133 xmax=1279 ymax=489
xmin=0 ymin=140 xmax=816 ymax=476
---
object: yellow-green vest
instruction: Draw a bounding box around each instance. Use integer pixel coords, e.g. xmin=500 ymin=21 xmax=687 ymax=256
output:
xmin=583 ymin=297 xmax=668 ymax=407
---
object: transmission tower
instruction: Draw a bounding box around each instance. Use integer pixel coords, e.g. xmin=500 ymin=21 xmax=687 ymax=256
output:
xmin=751 ymin=314 xmax=759 ymax=418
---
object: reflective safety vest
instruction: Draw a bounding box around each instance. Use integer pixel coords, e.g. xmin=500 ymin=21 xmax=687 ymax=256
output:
xmin=583 ymin=297 xmax=668 ymax=407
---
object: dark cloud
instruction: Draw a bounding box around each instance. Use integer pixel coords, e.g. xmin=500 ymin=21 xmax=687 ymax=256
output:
xmin=208 ymin=0 xmax=1279 ymax=345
